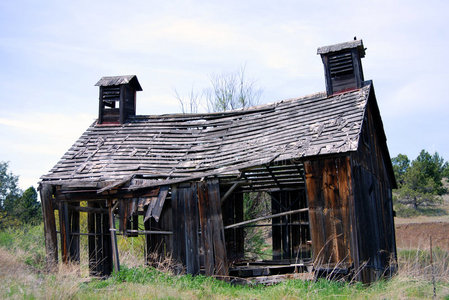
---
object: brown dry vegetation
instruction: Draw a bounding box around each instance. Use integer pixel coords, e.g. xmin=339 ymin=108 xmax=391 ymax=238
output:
xmin=395 ymin=182 xmax=449 ymax=250
xmin=396 ymin=222 xmax=449 ymax=251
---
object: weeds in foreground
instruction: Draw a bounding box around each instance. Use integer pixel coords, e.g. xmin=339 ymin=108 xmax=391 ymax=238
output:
xmin=1 ymin=224 xmax=449 ymax=299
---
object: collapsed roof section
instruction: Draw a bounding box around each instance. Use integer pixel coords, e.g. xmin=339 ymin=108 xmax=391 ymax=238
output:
xmin=41 ymin=82 xmax=372 ymax=191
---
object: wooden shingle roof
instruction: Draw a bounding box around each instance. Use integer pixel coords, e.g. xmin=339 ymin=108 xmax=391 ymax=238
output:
xmin=41 ymin=83 xmax=372 ymax=189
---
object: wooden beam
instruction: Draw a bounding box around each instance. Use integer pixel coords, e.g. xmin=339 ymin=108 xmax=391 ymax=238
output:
xmin=126 ymin=230 xmax=173 ymax=235
xmin=108 ymin=199 xmax=120 ymax=273
xmin=220 ymin=182 xmax=241 ymax=205
xmin=39 ymin=183 xmax=58 ymax=270
xmin=87 ymin=202 xmax=96 ymax=276
xmin=224 ymin=208 xmax=309 ymax=230
xmin=58 ymin=201 xmax=70 ymax=263
xmin=68 ymin=204 xmax=108 ymax=214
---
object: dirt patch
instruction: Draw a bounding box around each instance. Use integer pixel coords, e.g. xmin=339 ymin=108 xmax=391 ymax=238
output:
xmin=395 ymin=222 xmax=449 ymax=251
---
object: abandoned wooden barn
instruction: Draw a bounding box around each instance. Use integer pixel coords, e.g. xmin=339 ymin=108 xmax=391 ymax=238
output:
xmin=39 ymin=39 xmax=397 ymax=283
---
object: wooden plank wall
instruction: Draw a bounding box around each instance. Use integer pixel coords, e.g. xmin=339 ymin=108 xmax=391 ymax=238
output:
xmin=197 ymin=179 xmax=228 ymax=276
xmin=304 ymin=156 xmax=354 ymax=270
xmin=171 ymin=183 xmax=200 ymax=275
xmin=171 ymin=180 xmax=228 ymax=276
xmin=351 ymin=99 xmax=397 ymax=282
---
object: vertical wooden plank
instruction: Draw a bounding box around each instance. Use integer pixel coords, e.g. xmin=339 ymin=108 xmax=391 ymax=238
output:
xmin=58 ymin=201 xmax=70 ymax=263
xmin=304 ymin=160 xmax=329 ymax=266
xmin=177 ymin=188 xmax=186 ymax=266
xmin=207 ymin=179 xmax=228 ymax=276
xmin=198 ymin=181 xmax=214 ymax=276
xmin=40 ymin=183 xmax=58 ymax=270
xmin=69 ymin=202 xmax=80 ymax=263
xmin=87 ymin=201 xmax=96 ymax=275
xmin=184 ymin=184 xmax=199 ymax=275
xmin=101 ymin=202 xmax=113 ymax=276
xmin=108 ymin=200 xmax=120 ymax=273
xmin=271 ymin=192 xmax=282 ymax=260
xmin=94 ymin=202 xmax=103 ymax=275
xmin=144 ymin=204 xmax=152 ymax=264
xmin=171 ymin=185 xmax=180 ymax=264
xmin=171 ymin=184 xmax=187 ymax=268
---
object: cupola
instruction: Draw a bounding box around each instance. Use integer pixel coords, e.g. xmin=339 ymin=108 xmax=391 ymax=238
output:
xmin=95 ymin=75 xmax=142 ymax=125
xmin=317 ymin=39 xmax=366 ymax=96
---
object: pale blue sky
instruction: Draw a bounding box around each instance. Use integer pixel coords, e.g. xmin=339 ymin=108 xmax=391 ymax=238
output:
xmin=1 ymin=0 xmax=448 ymax=190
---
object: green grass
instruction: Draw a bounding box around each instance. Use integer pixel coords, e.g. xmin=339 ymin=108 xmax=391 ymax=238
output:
xmin=0 ymin=223 xmax=45 ymax=269
xmin=1 ymin=223 xmax=449 ymax=299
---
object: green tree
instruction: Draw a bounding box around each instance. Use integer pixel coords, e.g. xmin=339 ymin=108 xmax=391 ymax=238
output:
xmin=443 ymin=163 xmax=449 ymax=178
xmin=0 ymin=162 xmax=21 ymax=212
xmin=397 ymin=162 xmax=441 ymax=210
xmin=392 ymin=150 xmax=447 ymax=211
xmin=16 ymin=187 xmax=41 ymax=225
xmin=392 ymin=153 xmax=410 ymax=184
xmin=0 ymin=161 xmax=41 ymax=228
xmin=414 ymin=150 xmax=446 ymax=194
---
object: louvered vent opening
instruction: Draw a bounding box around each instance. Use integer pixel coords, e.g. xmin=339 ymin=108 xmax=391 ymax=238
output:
xmin=102 ymin=86 xmax=121 ymax=108
xmin=328 ymin=52 xmax=354 ymax=78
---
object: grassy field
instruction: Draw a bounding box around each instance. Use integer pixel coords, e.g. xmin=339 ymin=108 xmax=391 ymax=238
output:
xmin=1 ymin=183 xmax=448 ymax=299
xmin=0 ymin=224 xmax=448 ymax=299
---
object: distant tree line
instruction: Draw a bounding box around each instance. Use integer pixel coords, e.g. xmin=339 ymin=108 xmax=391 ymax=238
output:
xmin=0 ymin=161 xmax=41 ymax=228
xmin=392 ymin=150 xmax=449 ymax=212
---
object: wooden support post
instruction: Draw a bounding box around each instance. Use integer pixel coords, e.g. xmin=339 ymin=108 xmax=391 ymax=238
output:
xmin=58 ymin=201 xmax=70 ymax=263
xmin=184 ymin=185 xmax=200 ymax=275
xmin=87 ymin=201 xmax=96 ymax=276
xmin=171 ymin=185 xmax=187 ymax=268
xmin=94 ymin=202 xmax=103 ymax=275
xmin=108 ymin=199 xmax=120 ymax=273
xmin=198 ymin=179 xmax=228 ymax=276
xmin=271 ymin=192 xmax=281 ymax=260
xmin=70 ymin=202 xmax=80 ymax=263
xmin=101 ymin=201 xmax=113 ymax=276
xmin=39 ymin=183 xmax=58 ymax=270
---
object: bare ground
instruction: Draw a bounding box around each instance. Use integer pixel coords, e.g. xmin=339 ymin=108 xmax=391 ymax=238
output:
xmin=395 ymin=222 xmax=449 ymax=251
xmin=395 ymin=181 xmax=449 ymax=250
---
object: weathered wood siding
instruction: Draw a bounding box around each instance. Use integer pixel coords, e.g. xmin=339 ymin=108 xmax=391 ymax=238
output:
xmin=304 ymin=156 xmax=355 ymax=270
xmin=351 ymin=94 xmax=397 ymax=282
xmin=171 ymin=179 xmax=228 ymax=276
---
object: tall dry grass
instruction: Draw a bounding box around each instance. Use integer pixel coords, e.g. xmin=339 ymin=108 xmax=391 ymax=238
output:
xmin=1 ymin=223 xmax=449 ymax=299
